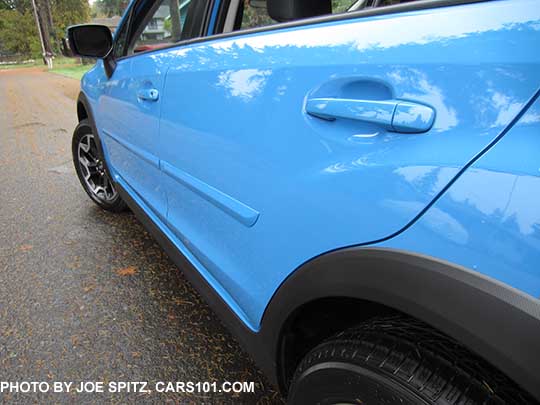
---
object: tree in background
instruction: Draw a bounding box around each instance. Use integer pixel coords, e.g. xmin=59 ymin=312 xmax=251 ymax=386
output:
xmin=331 ymin=0 xmax=356 ymax=13
xmin=52 ymin=0 xmax=90 ymax=40
xmin=1 ymin=0 xmax=42 ymax=58
xmin=168 ymin=0 xmax=182 ymax=42
xmin=0 ymin=0 xmax=31 ymax=12
xmin=0 ymin=0 xmax=90 ymax=60
xmin=0 ymin=7 xmax=41 ymax=57
xmin=92 ymin=0 xmax=127 ymax=18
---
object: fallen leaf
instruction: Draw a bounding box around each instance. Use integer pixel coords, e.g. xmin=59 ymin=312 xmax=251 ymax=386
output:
xmin=83 ymin=284 xmax=95 ymax=293
xmin=116 ymin=266 xmax=137 ymax=276
xmin=173 ymin=298 xmax=195 ymax=306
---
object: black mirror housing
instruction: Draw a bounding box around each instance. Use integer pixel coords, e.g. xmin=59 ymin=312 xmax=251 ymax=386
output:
xmin=67 ymin=24 xmax=113 ymax=59
xmin=267 ymin=0 xmax=331 ymax=22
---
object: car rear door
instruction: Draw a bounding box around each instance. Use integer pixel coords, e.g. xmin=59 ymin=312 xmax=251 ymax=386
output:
xmin=158 ymin=0 xmax=540 ymax=330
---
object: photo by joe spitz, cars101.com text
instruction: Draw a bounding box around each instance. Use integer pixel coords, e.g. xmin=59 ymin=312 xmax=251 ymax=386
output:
xmin=1 ymin=0 xmax=540 ymax=403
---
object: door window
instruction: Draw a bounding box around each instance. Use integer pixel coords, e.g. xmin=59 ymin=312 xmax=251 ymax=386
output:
xmin=240 ymin=1 xmax=276 ymax=30
xmin=132 ymin=0 xmax=193 ymax=53
xmin=231 ymin=0 xmax=420 ymax=32
xmin=113 ymin=0 xmax=210 ymax=58
xmin=238 ymin=0 xmax=359 ymax=30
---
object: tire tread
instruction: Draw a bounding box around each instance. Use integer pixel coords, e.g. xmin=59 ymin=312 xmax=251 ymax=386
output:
xmin=291 ymin=315 xmax=536 ymax=405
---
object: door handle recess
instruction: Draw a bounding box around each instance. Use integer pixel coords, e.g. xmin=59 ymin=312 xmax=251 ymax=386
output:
xmin=306 ymin=97 xmax=435 ymax=133
xmin=137 ymin=88 xmax=159 ymax=102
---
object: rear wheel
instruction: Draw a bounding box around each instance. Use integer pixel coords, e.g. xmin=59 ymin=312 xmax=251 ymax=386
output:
xmin=72 ymin=119 xmax=126 ymax=212
xmin=288 ymin=316 xmax=534 ymax=405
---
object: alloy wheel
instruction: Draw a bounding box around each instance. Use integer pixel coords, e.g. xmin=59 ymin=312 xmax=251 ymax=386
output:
xmin=77 ymin=133 xmax=118 ymax=202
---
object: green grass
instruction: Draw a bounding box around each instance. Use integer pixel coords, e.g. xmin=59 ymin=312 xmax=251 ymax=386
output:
xmin=0 ymin=56 xmax=78 ymax=70
xmin=0 ymin=60 xmax=40 ymax=70
xmin=0 ymin=57 xmax=92 ymax=80
xmin=49 ymin=64 xmax=92 ymax=80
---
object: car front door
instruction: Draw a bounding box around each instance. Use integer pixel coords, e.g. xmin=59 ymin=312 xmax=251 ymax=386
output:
xmin=98 ymin=0 xmax=206 ymax=220
xmin=158 ymin=0 xmax=540 ymax=330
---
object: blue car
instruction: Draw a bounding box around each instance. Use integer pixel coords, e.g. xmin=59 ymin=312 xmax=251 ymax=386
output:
xmin=66 ymin=0 xmax=540 ymax=402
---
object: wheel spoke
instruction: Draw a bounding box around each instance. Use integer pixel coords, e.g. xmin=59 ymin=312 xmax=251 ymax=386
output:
xmin=79 ymin=156 xmax=91 ymax=180
xmin=94 ymin=185 xmax=105 ymax=197
xmin=79 ymin=156 xmax=97 ymax=180
xmin=79 ymin=137 xmax=91 ymax=153
xmin=82 ymin=150 xmax=97 ymax=164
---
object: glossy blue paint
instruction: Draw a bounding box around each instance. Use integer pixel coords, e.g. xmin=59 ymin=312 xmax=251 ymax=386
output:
xmin=207 ymin=0 xmax=221 ymax=35
xmin=98 ymin=52 xmax=169 ymax=220
xmin=103 ymin=129 xmax=160 ymax=169
xmin=160 ymin=161 xmax=260 ymax=227
xmin=305 ymin=97 xmax=435 ymax=133
xmin=306 ymin=98 xmax=397 ymax=127
xmin=392 ymin=101 xmax=435 ymax=133
xmin=380 ymin=94 xmax=540 ymax=298
xmin=81 ymin=0 xmax=540 ymax=331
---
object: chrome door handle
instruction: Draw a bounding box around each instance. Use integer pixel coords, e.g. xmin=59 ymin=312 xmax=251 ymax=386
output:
xmin=306 ymin=97 xmax=435 ymax=133
xmin=137 ymin=88 xmax=159 ymax=102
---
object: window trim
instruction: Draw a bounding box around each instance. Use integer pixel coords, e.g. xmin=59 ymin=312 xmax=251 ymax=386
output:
xmin=222 ymin=0 xmax=240 ymax=33
xmin=115 ymin=0 xmax=490 ymax=61
xmin=112 ymin=3 xmax=135 ymax=59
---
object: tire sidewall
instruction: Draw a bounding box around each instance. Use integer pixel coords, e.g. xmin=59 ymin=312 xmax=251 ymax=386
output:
xmin=288 ymin=360 xmax=429 ymax=405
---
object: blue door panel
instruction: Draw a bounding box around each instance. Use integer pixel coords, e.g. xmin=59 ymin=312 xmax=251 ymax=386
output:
xmin=95 ymin=59 xmax=134 ymax=179
xmin=98 ymin=55 xmax=168 ymax=218
xmin=155 ymin=0 xmax=540 ymax=329
xmin=380 ymin=94 xmax=540 ymax=298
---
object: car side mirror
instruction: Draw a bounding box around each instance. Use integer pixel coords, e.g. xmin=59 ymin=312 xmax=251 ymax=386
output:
xmin=267 ymin=0 xmax=332 ymax=22
xmin=66 ymin=24 xmax=113 ymax=59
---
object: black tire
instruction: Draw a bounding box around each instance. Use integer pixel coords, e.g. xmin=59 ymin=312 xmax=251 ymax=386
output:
xmin=288 ymin=316 xmax=535 ymax=405
xmin=72 ymin=119 xmax=127 ymax=212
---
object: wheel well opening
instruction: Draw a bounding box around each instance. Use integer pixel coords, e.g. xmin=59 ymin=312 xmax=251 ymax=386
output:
xmin=276 ymin=296 xmax=536 ymax=403
xmin=277 ymin=297 xmax=399 ymax=393
xmin=77 ymin=101 xmax=88 ymax=122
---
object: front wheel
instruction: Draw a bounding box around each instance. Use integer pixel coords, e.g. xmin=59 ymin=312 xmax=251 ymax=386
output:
xmin=72 ymin=119 xmax=126 ymax=212
xmin=288 ymin=316 xmax=533 ymax=405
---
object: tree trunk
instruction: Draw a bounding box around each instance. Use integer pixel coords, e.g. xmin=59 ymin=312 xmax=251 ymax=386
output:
xmin=169 ymin=0 xmax=182 ymax=42
xmin=36 ymin=0 xmax=54 ymax=55
xmin=44 ymin=0 xmax=54 ymax=38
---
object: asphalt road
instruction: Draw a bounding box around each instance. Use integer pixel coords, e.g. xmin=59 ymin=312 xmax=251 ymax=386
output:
xmin=0 ymin=68 xmax=283 ymax=404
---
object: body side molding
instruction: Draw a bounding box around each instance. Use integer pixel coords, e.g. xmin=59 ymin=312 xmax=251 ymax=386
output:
xmin=161 ymin=160 xmax=259 ymax=227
